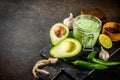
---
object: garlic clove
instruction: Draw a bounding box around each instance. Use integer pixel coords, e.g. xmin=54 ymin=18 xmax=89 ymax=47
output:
xmin=63 ymin=13 xmax=74 ymax=29
xmin=99 ymin=46 xmax=110 ymax=61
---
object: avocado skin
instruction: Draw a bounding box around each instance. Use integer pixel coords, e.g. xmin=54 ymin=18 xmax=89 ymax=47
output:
xmin=50 ymin=23 xmax=69 ymax=46
xmin=50 ymin=38 xmax=82 ymax=58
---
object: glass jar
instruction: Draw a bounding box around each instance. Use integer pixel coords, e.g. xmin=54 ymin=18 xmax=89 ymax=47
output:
xmin=73 ymin=15 xmax=102 ymax=51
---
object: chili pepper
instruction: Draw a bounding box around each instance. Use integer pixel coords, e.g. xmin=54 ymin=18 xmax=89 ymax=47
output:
xmin=87 ymin=51 xmax=97 ymax=60
xmin=72 ymin=60 xmax=108 ymax=70
xmin=92 ymin=58 xmax=120 ymax=66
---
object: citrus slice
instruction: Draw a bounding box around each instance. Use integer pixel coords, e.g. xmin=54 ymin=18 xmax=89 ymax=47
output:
xmin=99 ymin=34 xmax=112 ymax=49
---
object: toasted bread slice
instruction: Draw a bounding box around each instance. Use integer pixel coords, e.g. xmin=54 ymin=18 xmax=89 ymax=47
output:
xmin=81 ymin=8 xmax=107 ymax=23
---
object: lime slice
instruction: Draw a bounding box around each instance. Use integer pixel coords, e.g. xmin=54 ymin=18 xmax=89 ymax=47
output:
xmin=99 ymin=34 xmax=112 ymax=49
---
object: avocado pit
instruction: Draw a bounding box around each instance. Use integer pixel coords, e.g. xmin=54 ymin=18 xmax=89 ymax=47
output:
xmin=54 ymin=26 xmax=66 ymax=38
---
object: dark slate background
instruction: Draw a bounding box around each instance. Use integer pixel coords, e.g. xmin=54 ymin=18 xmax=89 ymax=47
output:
xmin=0 ymin=0 xmax=120 ymax=80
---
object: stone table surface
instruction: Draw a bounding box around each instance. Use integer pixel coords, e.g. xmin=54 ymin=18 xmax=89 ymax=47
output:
xmin=0 ymin=0 xmax=120 ymax=80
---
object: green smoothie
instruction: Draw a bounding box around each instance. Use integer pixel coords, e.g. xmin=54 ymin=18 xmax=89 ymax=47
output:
xmin=73 ymin=15 xmax=101 ymax=50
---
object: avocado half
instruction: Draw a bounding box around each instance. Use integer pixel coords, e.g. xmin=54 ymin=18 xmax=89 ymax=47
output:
xmin=50 ymin=23 xmax=69 ymax=45
xmin=50 ymin=38 xmax=82 ymax=58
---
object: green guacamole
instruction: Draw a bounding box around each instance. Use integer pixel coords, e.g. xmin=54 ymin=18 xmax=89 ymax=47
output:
xmin=73 ymin=18 xmax=101 ymax=49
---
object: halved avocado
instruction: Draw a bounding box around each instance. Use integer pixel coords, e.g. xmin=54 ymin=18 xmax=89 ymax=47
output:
xmin=50 ymin=23 xmax=69 ymax=45
xmin=50 ymin=38 xmax=82 ymax=58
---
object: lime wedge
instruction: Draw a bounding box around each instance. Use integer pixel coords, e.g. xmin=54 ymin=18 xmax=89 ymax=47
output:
xmin=99 ymin=34 xmax=112 ymax=49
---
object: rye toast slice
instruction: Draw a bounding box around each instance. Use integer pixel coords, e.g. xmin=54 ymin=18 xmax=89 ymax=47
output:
xmin=81 ymin=8 xmax=107 ymax=23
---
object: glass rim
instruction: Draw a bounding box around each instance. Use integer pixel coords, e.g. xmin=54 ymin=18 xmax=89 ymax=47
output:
xmin=73 ymin=14 xmax=102 ymax=32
